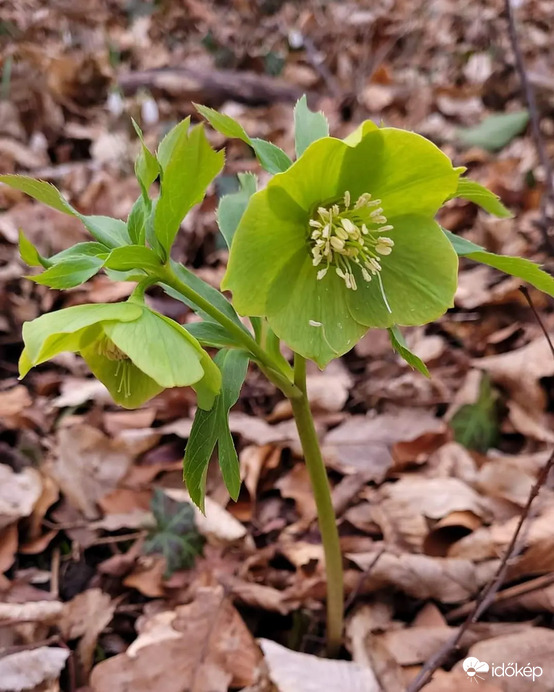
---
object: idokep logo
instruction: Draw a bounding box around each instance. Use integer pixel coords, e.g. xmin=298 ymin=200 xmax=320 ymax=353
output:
xmin=462 ymin=656 xmax=543 ymax=683
xmin=463 ymin=657 xmax=489 ymax=682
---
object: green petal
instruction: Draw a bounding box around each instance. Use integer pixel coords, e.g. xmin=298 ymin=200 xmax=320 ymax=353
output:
xmin=81 ymin=344 xmax=163 ymax=409
xmin=266 ymin=250 xmax=367 ymax=367
xmin=221 ymin=186 xmax=308 ymax=315
xmin=339 ymin=128 xmax=461 ymax=217
xmin=22 ymin=303 xmax=142 ymax=366
xmin=348 ymin=215 xmax=458 ymax=327
xmin=102 ymin=308 xmax=205 ymax=389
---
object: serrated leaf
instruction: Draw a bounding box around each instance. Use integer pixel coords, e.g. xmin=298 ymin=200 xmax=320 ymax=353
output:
xmin=195 ymin=104 xmax=292 ymax=174
xmin=104 ymin=245 xmax=162 ymax=271
xmin=0 ymin=175 xmax=131 ymax=247
xmin=156 ymin=116 xmax=191 ymax=171
xmin=388 ymin=325 xmax=430 ymax=377
xmin=19 ymin=230 xmax=48 ymax=268
xmin=250 ymin=138 xmax=293 ymax=173
xmin=456 ymin=110 xmax=529 ymax=151
xmin=184 ymin=349 xmax=249 ymax=511
xmin=216 ymin=172 xmax=257 ymax=248
xmin=50 ymin=242 xmax=109 ymax=263
xmin=450 ymin=374 xmax=499 ymax=452
xmin=143 ymin=488 xmax=204 ymax=576
xmin=154 ymin=123 xmax=224 ymax=256
xmin=127 ymin=195 xmax=148 ymax=245
xmin=451 ymin=178 xmax=512 ymax=218
xmin=293 ymin=94 xmax=329 ymax=157
xmin=444 ymin=228 xmax=554 ymax=298
xmin=27 ymin=256 xmax=104 ymax=289
xmin=194 ymin=104 xmax=251 ymax=143
xmin=131 ymin=118 xmax=160 ymax=195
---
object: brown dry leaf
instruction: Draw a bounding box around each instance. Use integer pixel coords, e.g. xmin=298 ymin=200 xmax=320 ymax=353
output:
xmin=474 ymin=338 xmax=554 ymax=416
xmin=52 ymin=378 xmax=111 ymax=408
xmin=424 ymin=669 xmax=502 ymax=691
xmin=456 ymin=628 xmax=554 ymax=691
xmin=59 ymin=588 xmax=115 ymax=675
xmin=259 ymin=638 xmax=379 ymax=692
xmin=477 ymin=457 xmax=536 ymax=506
xmin=455 ymin=264 xmax=522 ymax=309
xmin=347 ymin=550 xmax=498 ymax=602
xmin=275 ymin=463 xmax=316 ymax=519
xmin=0 ymin=647 xmax=70 ymax=692
xmin=0 ymin=523 xmax=20 ymax=574
xmin=124 ymin=555 xmax=166 ymax=598
xmin=371 ymin=478 xmax=489 ymax=552
xmin=424 ymin=510 xmax=483 ymax=557
xmin=323 ymin=409 xmax=446 ymax=480
xmin=0 ymin=601 xmax=63 ymax=624
xmin=47 ymin=424 xmax=139 ymax=519
xmin=90 ymin=587 xmax=261 ymax=691
xmin=0 ymin=386 xmax=32 ymax=425
xmin=0 ymin=465 xmax=43 ymax=529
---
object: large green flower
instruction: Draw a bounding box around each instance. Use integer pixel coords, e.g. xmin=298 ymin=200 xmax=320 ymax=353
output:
xmin=222 ymin=123 xmax=462 ymax=366
xmin=19 ymin=301 xmax=221 ymax=409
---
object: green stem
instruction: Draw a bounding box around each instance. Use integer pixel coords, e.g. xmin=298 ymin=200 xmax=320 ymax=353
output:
xmin=158 ymin=265 xmax=301 ymax=400
xmin=290 ymin=354 xmax=344 ymax=655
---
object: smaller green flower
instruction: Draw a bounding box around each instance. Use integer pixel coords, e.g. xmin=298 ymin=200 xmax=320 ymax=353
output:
xmin=19 ymin=302 xmax=221 ymax=409
xmin=222 ymin=124 xmax=463 ymax=366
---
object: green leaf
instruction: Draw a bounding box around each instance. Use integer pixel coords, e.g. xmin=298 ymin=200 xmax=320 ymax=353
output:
xmin=156 ymin=116 xmax=191 ymax=171
xmin=216 ymin=172 xmax=257 ymax=248
xmin=0 ymin=175 xmax=131 ymax=247
xmin=443 ymin=229 xmax=554 ymax=298
xmin=456 ymin=111 xmax=529 ymax=151
xmin=50 ymin=242 xmax=109 ymax=263
xmin=19 ymin=230 xmax=48 ymax=268
xmin=127 ymin=195 xmax=148 ymax=245
xmin=104 ymin=245 xmax=162 ymax=272
xmin=195 ymin=104 xmax=292 ymax=174
xmin=194 ymin=104 xmax=251 ymax=143
xmin=131 ymin=118 xmax=160 ymax=195
xmin=185 ymin=321 xmax=245 ymax=349
xmin=154 ymin=123 xmax=224 ymax=256
xmin=28 ymin=256 xmax=104 ymax=289
xmin=164 ymin=260 xmax=248 ymax=332
xmin=388 ymin=326 xmax=430 ymax=377
xmin=293 ymin=94 xmax=329 ymax=157
xmin=250 ymin=138 xmax=292 ymax=174
xmin=184 ymin=349 xmax=249 ymax=511
xmin=450 ymin=374 xmax=499 ymax=452
xmin=143 ymin=488 xmax=204 ymax=577
xmin=451 ymin=178 xmax=512 ymax=218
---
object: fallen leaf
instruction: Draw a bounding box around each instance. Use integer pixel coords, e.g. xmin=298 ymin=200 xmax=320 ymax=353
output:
xmin=0 ymin=523 xmax=19 ymax=573
xmin=259 ymin=638 xmax=379 ymax=692
xmin=0 ymin=465 xmax=43 ymax=529
xmin=90 ymin=587 xmax=261 ymax=691
xmin=59 ymin=589 xmax=115 ymax=675
xmin=0 ymin=600 xmax=63 ymax=623
xmin=0 ymin=647 xmax=69 ymax=692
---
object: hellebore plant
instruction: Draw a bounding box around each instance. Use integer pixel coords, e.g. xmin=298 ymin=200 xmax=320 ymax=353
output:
xmin=4 ymin=95 xmax=554 ymax=654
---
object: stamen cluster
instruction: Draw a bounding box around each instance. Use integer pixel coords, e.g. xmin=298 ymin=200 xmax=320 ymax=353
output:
xmin=308 ymin=191 xmax=394 ymax=290
xmin=97 ymin=336 xmax=132 ymax=397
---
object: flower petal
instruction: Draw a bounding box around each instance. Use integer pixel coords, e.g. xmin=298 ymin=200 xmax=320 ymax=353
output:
xmin=339 ymin=128 xmax=461 ymax=217
xmin=81 ymin=345 xmax=164 ymax=409
xmin=347 ymin=215 xmax=458 ymax=327
xmin=22 ymin=302 xmax=142 ymax=366
xmin=266 ymin=249 xmax=367 ymax=367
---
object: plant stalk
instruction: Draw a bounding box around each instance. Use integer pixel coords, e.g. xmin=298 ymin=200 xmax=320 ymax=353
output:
xmin=290 ymin=354 xmax=344 ymax=655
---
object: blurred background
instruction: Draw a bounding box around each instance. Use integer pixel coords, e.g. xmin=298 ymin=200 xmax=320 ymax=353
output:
xmin=1 ymin=1 xmax=554 ymax=690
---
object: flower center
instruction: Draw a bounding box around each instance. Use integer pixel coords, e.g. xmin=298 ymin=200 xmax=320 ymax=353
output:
xmin=308 ymin=191 xmax=394 ymax=290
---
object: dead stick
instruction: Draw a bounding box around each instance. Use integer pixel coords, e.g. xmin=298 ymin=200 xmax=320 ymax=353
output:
xmin=505 ymin=0 xmax=554 ymax=253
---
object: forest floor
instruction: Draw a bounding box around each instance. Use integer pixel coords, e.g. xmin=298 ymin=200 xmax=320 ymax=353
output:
xmin=1 ymin=0 xmax=554 ymax=690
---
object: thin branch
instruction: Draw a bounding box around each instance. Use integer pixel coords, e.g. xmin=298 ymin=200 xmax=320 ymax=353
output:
xmin=505 ymin=0 xmax=554 ymax=253
xmin=408 ymin=287 xmax=554 ymax=691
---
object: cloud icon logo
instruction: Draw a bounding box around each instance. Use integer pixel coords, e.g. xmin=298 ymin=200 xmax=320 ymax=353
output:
xmin=463 ymin=657 xmax=490 ymax=679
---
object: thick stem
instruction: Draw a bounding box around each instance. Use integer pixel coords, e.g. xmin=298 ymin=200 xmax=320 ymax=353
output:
xmin=290 ymin=354 xmax=344 ymax=655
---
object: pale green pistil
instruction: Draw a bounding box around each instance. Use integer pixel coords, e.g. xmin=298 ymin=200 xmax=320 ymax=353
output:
xmin=309 ymin=191 xmax=394 ymax=290
xmin=97 ymin=335 xmax=133 ymax=398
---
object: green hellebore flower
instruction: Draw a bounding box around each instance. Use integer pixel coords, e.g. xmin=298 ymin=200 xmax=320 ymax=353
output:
xmin=19 ymin=302 xmax=221 ymax=409
xmin=222 ymin=124 xmax=462 ymax=367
